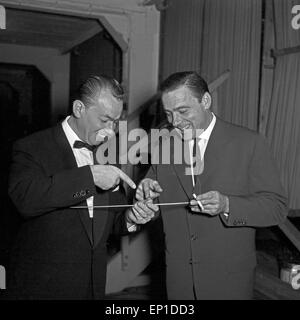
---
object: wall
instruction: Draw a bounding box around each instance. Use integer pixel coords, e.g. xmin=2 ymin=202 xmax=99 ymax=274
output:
xmin=0 ymin=43 xmax=70 ymax=123
xmin=69 ymin=31 xmax=122 ymax=107
xmin=1 ymin=0 xmax=161 ymax=122
xmin=160 ymin=0 xmax=262 ymax=130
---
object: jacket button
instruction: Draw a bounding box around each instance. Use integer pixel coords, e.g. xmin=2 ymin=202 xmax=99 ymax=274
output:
xmin=190 ymin=234 xmax=197 ymax=241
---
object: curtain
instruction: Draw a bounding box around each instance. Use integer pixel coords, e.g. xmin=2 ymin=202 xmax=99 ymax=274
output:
xmin=265 ymin=0 xmax=300 ymax=209
xmin=200 ymin=0 xmax=262 ymax=130
xmin=161 ymin=0 xmax=262 ymax=130
xmin=160 ymin=0 xmax=205 ymax=80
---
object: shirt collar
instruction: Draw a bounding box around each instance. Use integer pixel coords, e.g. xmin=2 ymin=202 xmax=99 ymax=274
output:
xmin=198 ymin=112 xmax=216 ymax=141
xmin=61 ymin=115 xmax=83 ymax=149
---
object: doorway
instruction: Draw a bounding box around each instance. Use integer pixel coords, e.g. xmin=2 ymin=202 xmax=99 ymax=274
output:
xmin=0 ymin=63 xmax=51 ymax=270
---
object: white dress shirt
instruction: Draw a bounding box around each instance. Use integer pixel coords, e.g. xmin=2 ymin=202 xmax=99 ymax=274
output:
xmin=188 ymin=113 xmax=216 ymax=187
xmin=62 ymin=116 xmax=95 ymax=218
xmin=62 ymin=116 xmax=136 ymax=228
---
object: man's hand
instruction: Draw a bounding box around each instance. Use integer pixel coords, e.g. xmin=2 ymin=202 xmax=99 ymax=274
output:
xmin=90 ymin=165 xmax=136 ymax=190
xmin=126 ymin=199 xmax=159 ymax=224
xmin=135 ymin=178 xmax=163 ymax=201
xmin=190 ymin=191 xmax=229 ymax=216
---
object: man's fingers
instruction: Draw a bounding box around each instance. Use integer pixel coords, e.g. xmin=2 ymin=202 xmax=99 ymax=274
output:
xmin=190 ymin=199 xmax=205 ymax=207
xmin=146 ymin=202 xmax=159 ymax=212
xmin=115 ymin=167 xmax=136 ymax=189
xmin=199 ymin=198 xmax=218 ymax=205
xmin=190 ymin=206 xmax=201 ymax=213
xmin=132 ymin=207 xmax=149 ymax=224
xmin=190 ymin=200 xmax=197 ymax=206
xmin=143 ymin=180 xmax=151 ymax=199
xmin=132 ymin=207 xmax=144 ymax=221
xmin=135 ymin=188 xmax=144 ymax=201
xmin=197 ymin=191 xmax=215 ymax=200
xmin=137 ymin=201 xmax=155 ymax=218
xmin=135 ymin=202 xmax=150 ymax=218
xmin=152 ymin=181 xmax=163 ymax=192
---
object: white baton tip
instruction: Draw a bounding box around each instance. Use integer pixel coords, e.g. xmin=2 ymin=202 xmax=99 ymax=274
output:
xmin=193 ymin=193 xmax=204 ymax=211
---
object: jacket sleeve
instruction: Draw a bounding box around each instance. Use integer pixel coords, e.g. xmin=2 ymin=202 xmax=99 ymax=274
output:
xmin=8 ymin=140 xmax=97 ymax=219
xmin=108 ymin=185 xmax=132 ymax=235
xmin=221 ymin=135 xmax=288 ymax=227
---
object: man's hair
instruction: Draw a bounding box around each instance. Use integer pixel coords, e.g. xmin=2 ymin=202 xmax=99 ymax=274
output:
xmin=76 ymin=75 xmax=124 ymax=108
xmin=160 ymin=71 xmax=209 ymax=102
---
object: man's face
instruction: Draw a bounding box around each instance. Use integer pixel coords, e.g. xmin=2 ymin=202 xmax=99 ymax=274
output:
xmin=162 ymin=85 xmax=211 ymax=139
xmin=77 ymin=90 xmax=123 ymax=146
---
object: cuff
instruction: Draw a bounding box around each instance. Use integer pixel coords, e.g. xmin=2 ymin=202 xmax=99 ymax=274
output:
xmin=126 ymin=222 xmax=138 ymax=232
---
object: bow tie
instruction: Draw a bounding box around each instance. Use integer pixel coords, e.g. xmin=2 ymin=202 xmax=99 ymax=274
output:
xmin=73 ymin=140 xmax=96 ymax=152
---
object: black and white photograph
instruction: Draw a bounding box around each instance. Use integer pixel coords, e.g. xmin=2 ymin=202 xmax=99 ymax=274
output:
xmin=0 ymin=0 xmax=300 ymax=306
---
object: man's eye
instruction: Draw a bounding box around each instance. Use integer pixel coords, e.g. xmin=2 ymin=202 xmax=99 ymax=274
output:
xmin=179 ymin=110 xmax=188 ymax=114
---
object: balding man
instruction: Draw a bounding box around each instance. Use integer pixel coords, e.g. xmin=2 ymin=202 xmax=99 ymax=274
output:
xmin=7 ymin=75 xmax=157 ymax=300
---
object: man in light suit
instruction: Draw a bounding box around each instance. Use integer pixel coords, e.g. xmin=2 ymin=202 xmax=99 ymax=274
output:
xmin=135 ymin=71 xmax=288 ymax=300
xmin=7 ymin=75 xmax=157 ymax=300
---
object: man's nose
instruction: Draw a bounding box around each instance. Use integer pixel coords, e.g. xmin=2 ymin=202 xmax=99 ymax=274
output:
xmin=106 ymin=121 xmax=114 ymax=131
xmin=172 ymin=114 xmax=181 ymax=127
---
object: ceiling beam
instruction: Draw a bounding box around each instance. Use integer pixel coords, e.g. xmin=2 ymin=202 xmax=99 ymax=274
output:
xmin=208 ymin=69 xmax=230 ymax=92
xmin=271 ymin=45 xmax=300 ymax=57
xmin=60 ymin=22 xmax=102 ymax=54
xmin=0 ymin=0 xmax=146 ymax=16
xmin=98 ymin=15 xmax=128 ymax=52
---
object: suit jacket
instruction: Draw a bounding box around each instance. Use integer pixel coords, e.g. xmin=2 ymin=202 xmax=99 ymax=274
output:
xmin=147 ymin=117 xmax=287 ymax=300
xmin=6 ymin=124 xmax=127 ymax=300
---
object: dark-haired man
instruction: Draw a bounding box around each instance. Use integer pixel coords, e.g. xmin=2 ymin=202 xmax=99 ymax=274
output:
xmin=7 ymin=75 xmax=157 ymax=299
xmin=135 ymin=71 xmax=287 ymax=300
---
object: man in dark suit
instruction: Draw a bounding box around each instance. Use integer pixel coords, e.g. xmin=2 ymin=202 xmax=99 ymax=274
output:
xmin=135 ymin=71 xmax=288 ymax=300
xmin=7 ymin=75 xmax=157 ymax=300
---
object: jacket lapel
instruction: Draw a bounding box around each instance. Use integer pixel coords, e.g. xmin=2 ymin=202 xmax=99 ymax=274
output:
xmin=199 ymin=118 xmax=231 ymax=187
xmin=51 ymin=124 xmax=94 ymax=246
xmin=171 ymin=140 xmax=194 ymax=198
xmin=172 ymin=118 xmax=231 ymax=196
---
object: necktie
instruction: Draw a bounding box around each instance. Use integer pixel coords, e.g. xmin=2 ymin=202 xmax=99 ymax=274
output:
xmin=193 ymin=138 xmax=205 ymax=178
xmin=73 ymin=140 xmax=98 ymax=165
xmin=73 ymin=140 xmax=95 ymax=152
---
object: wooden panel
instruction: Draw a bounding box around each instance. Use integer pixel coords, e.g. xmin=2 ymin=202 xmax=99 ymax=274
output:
xmin=272 ymin=45 xmax=300 ymax=57
xmin=60 ymin=23 xmax=102 ymax=54
xmin=0 ymin=8 xmax=102 ymax=49
xmin=160 ymin=0 xmax=204 ymax=80
xmin=279 ymin=219 xmax=300 ymax=253
xmin=259 ymin=0 xmax=275 ymax=136
xmin=255 ymin=265 xmax=300 ymax=300
xmin=160 ymin=0 xmax=262 ymax=130
xmin=69 ymin=31 xmax=122 ymax=105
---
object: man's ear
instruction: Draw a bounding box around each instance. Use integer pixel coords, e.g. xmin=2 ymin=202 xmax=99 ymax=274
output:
xmin=201 ymin=92 xmax=212 ymax=110
xmin=72 ymin=100 xmax=85 ymax=118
